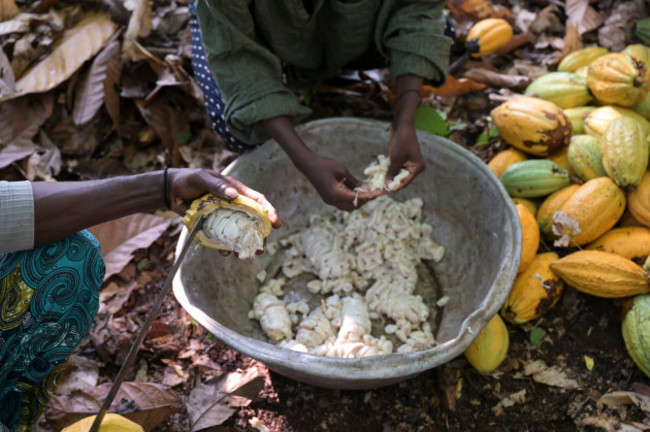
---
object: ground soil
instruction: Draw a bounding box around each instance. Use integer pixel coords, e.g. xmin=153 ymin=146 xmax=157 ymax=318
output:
xmin=161 ymin=272 xmax=649 ymax=432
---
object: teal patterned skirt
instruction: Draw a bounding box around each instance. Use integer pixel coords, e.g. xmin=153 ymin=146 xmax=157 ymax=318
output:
xmin=0 ymin=231 xmax=105 ymax=432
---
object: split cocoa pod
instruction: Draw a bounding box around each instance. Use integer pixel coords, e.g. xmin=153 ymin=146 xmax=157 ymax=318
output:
xmin=546 ymin=176 xmax=625 ymax=247
xmin=184 ymin=193 xmax=272 ymax=259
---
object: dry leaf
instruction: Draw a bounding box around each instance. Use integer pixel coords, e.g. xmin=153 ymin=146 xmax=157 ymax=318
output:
xmin=462 ymin=69 xmax=531 ymax=89
xmin=0 ymin=44 xmax=15 ymax=96
xmin=559 ymin=24 xmax=583 ymax=62
xmin=421 ymin=75 xmax=485 ymax=98
xmin=0 ymin=0 xmax=19 ymax=22
xmin=104 ymin=47 xmax=122 ymax=128
xmin=598 ymin=391 xmax=650 ymax=415
xmin=0 ymin=141 xmax=37 ymax=169
xmin=99 ymin=280 xmax=138 ymax=315
xmin=565 ymin=0 xmax=603 ymax=35
xmin=123 ymin=0 xmax=153 ymax=62
xmin=187 ymin=368 xmax=265 ymax=431
xmin=88 ymin=213 xmax=173 ymax=281
xmin=582 ymin=415 xmax=649 ymax=432
xmin=519 ymin=359 xmax=580 ymax=390
xmin=445 ymin=0 xmax=510 ymax=21
xmin=23 ymin=130 xmax=62 ymax=181
xmin=73 ymin=38 xmax=120 ymax=126
xmin=152 ymin=5 xmax=188 ymax=35
xmin=2 ymin=12 xmax=118 ymax=101
xmin=53 ymin=355 xmax=100 ymax=397
xmin=597 ymin=0 xmax=644 ymax=52
xmin=45 ymin=381 xmax=181 ymax=432
xmin=0 ymin=93 xmax=53 ymax=169
xmin=134 ymin=90 xmax=192 ymax=167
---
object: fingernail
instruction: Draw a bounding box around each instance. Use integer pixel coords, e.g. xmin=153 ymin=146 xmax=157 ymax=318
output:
xmin=225 ymin=187 xmax=238 ymax=199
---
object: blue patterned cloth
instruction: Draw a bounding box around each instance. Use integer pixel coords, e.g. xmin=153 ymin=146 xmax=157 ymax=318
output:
xmin=0 ymin=231 xmax=105 ymax=432
xmin=188 ymin=0 xmax=257 ymax=153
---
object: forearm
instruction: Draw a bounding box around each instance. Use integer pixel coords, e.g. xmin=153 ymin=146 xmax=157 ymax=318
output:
xmin=260 ymin=116 xmax=315 ymax=172
xmin=32 ymin=171 xmax=164 ymax=246
xmin=393 ymin=74 xmax=424 ymax=130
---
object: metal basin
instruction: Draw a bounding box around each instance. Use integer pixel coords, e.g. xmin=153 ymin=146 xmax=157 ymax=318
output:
xmin=173 ymin=118 xmax=521 ymax=390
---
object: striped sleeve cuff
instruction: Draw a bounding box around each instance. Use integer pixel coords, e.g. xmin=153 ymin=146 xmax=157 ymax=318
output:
xmin=0 ymin=181 xmax=34 ymax=253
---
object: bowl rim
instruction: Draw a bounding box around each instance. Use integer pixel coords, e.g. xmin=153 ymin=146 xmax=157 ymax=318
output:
xmin=172 ymin=117 xmax=521 ymax=383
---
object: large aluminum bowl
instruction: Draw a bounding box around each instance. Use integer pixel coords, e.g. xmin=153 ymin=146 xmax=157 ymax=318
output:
xmin=173 ymin=118 xmax=521 ymax=390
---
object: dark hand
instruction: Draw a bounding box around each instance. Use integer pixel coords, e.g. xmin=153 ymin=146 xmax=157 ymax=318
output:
xmin=302 ymin=156 xmax=381 ymax=212
xmin=387 ymin=125 xmax=425 ymax=191
xmin=167 ymin=168 xmax=281 ymax=229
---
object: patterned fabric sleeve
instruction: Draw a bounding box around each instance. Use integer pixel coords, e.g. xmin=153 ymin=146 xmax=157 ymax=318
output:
xmin=0 ymin=181 xmax=34 ymax=254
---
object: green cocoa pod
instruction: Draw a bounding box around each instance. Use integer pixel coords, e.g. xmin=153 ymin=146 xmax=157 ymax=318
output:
xmin=631 ymin=92 xmax=650 ymax=121
xmin=558 ymin=47 xmax=609 ymax=72
xmin=564 ymin=106 xmax=597 ymax=135
xmin=567 ymin=135 xmax=606 ymax=182
xmin=601 ymin=116 xmax=649 ymax=188
xmin=634 ymin=18 xmax=650 ymax=46
xmin=525 ymin=72 xmax=593 ymax=109
xmin=622 ymin=294 xmax=650 ymax=378
xmin=500 ymin=159 xmax=571 ymax=198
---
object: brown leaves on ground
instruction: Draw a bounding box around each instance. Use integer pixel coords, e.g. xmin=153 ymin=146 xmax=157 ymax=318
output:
xmin=0 ymin=0 xmax=647 ymax=431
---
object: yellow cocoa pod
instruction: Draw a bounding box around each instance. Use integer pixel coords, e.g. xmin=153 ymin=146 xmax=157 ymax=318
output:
xmin=601 ymin=116 xmax=649 ymax=188
xmin=552 ymin=177 xmax=625 ymax=247
xmin=558 ymin=46 xmax=610 ymax=72
xmin=550 ymin=250 xmax=650 ymax=298
xmin=584 ymin=105 xmax=650 ymax=139
xmin=465 ymin=18 xmax=513 ymax=58
xmin=586 ymin=226 xmax=650 ymax=260
xmin=61 ymin=414 xmax=144 ymax=432
xmin=464 ymin=313 xmax=509 ymax=374
xmin=512 ymin=197 xmax=537 ymax=217
xmin=515 ymin=202 xmax=540 ymax=274
xmin=623 ymin=44 xmax=650 ymax=64
xmin=586 ymin=53 xmax=650 ymax=107
xmin=501 ymin=252 xmax=564 ymax=324
xmin=184 ymin=193 xmax=272 ymax=258
xmin=628 ymin=171 xmax=650 ymax=228
xmin=564 ymin=106 xmax=597 ymax=135
xmin=536 ymin=184 xmax=580 ymax=239
xmin=575 ymin=66 xmax=589 ymax=79
xmin=623 ymin=44 xmax=650 ymax=80
xmin=619 ymin=209 xmax=645 ymax=228
xmin=487 ymin=148 xmax=528 ymax=178
xmin=546 ymin=146 xmax=575 ymax=176
xmin=622 ymin=294 xmax=650 ymax=378
xmin=491 ymin=96 xmax=572 ymax=157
